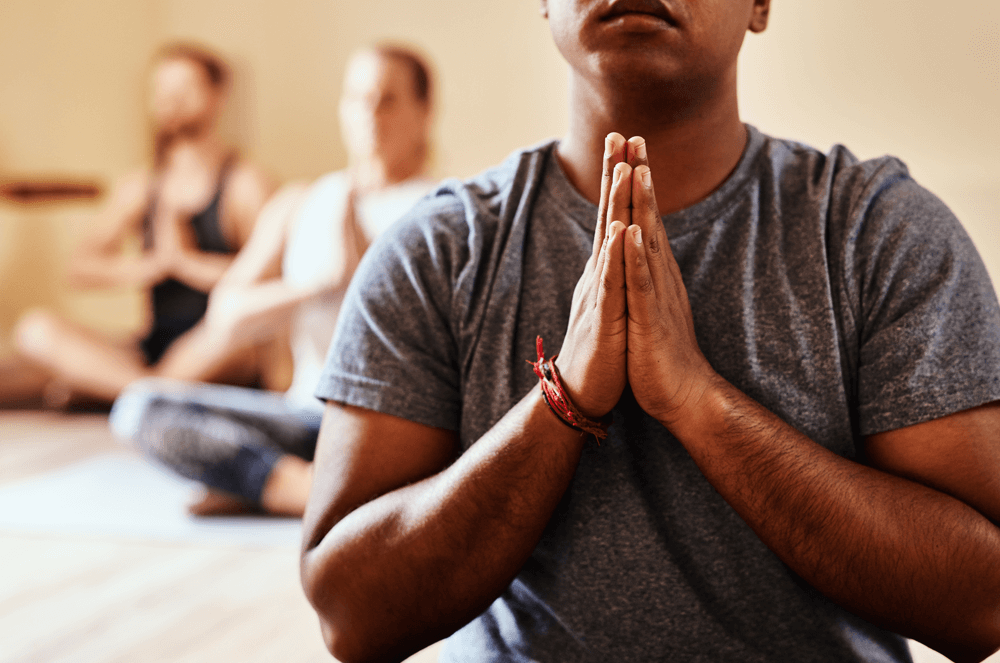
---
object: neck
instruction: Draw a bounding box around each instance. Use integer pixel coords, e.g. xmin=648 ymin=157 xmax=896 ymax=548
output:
xmin=352 ymin=145 xmax=426 ymax=191
xmin=159 ymin=125 xmax=227 ymax=170
xmin=557 ymin=67 xmax=747 ymax=215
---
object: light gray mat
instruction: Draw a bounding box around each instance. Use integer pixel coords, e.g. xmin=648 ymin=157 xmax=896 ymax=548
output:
xmin=0 ymin=453 xmax=301 ymax=548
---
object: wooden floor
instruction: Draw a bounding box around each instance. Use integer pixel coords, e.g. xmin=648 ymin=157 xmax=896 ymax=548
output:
xmin=0 ymin=411 xmax=991 ymax=663
xmin=0 ymin=411 xmax=442 ymax=663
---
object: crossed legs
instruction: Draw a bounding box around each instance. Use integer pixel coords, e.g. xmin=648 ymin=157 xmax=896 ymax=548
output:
xmin=111 ymin=378 xmax=321 ymax=517
xmin=11 ymin=308 xmax=280 ymax=406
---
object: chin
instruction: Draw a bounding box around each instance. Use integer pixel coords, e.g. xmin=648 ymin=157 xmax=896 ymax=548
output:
xmin=564 ymin=26 xmax=688 ymax=83
xmin=155 ymin=117 xmax=210 ymax=142
xmin=592 ymin=52 xmax=687 ymax=88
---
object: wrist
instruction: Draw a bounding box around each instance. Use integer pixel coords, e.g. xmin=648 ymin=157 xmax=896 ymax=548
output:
xmin=653 ymin=369 xmax=732 ymax=439
xmin=527 ymin=386 xmax=590 ymax=450
xmin=143 ymin=253 xmax=167 ymax=283
xmin=531 ymin=337 xmax=611 ymax=440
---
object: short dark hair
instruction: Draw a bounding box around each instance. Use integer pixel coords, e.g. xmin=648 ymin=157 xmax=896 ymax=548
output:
xmin=372 ymin=43 xmax=432 ymax=104
xmin=156 ymin=42 xmax=230 ymax=89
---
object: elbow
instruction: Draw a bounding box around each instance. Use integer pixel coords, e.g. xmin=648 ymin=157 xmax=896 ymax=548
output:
xmin=933 ymin=643 xmax=1000 ymax=663
xmin=317 ymin=617 xmax=377 ymax=663
xmin=300 ymin=551 xmax=384 ymax=663
xmin=963 ymin=597 xmax=1000 ymax=663
xmin=309 ymin=600 xmax=389 ymax=663
xmin=963 ymin=628 xmax=1000 ymax=663
xmin=924 ymin=607 xmax=1000 ymax=663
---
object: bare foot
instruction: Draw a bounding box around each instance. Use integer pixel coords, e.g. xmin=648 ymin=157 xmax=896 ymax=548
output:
xmin=259 ymin=456 xmax=313 ymax=517
xmin=0 ymin=354 xmax=49 ymax=408
xmin=187 ymin=488 xmax=258 ymax=517
xmin=41 ymin=379 xmax=74 ymax=410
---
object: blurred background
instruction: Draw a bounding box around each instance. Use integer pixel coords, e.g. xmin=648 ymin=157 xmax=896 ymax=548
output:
xmin=0 ymin=0 xmax=996 ymax=344
xmin=0 ymin=1 xmax=996 ymax=661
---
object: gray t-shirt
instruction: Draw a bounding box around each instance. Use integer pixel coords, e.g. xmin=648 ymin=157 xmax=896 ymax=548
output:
xmin=316 ymin=125 xmax=1000 ymax=662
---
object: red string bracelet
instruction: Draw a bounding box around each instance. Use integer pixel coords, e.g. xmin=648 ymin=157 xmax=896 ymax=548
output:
xmin=528 ymin=336 xmax=610 ymax=441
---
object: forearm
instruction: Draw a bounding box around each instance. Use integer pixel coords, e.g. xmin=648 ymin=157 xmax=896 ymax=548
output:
xmin=672 ymin=375 xmax=1000 ymax=662
xmin=301 ymin=389 xmax=586 ymax=663
xmin=167 ymin=250 xmax=234 ymax=292
xmin=207 ymin=279 xmax=320 ymax=348
xmin=68 ymin=253 xmax=162 ymax=289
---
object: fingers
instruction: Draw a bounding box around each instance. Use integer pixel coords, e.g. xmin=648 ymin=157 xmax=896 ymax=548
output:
xmin=593 ymin=218 xmax=611 ymax=288
xmin=596 ymin=220 xmax=627 ymax=318
xmin=626 ymin=136 xmax=648 ymax=170
xmin=607 ymin=162 xmax=633 ymax=231
xmin=593 ymin=133 xmax=627 ymax=258
xmin=624 ymin=224 xmax=656 ymax=326
xmin=631 ymin=163 xmax=672 ymax=292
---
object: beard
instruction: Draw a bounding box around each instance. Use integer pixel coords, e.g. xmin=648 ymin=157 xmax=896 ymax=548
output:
xmin=153 ymin=116 xmax=212 ymax=166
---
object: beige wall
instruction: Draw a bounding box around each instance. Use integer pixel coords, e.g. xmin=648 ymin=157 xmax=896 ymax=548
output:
xmin=739 ymin=0 xmax=1000 ymax=281
xmin=0 ymin=0 xmax=155 ymax=336
xmin=154 ymin=0 xmax=568 ymax=181
xmin=0 ymin=0 xmax=997 ymax=338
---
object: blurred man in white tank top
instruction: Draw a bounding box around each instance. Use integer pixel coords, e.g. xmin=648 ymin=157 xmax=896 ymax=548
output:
xmin=111 ymin=44 xmax=436 ymax=517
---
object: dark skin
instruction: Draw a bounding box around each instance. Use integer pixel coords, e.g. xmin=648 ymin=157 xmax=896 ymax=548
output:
xmin=301 ymin=2 xmax=1000 ymax=662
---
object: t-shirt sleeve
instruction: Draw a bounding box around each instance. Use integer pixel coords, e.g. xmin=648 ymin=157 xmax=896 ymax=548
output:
xmin=313 ymin=194 xmax=468 ymax=431
xmin=849 ymin=168 xmax=1000 ymax=435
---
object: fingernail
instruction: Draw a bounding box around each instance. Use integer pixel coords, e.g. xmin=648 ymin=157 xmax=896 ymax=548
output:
xmin=636 ymin=140 xmax=647 ymax=161
xmin=604 ymin=136 xmax=613 ymax=158
xmin=612 ymin=166 xmax=621 ymax=183
xmin=640 ymin=167 xmax=651 ymax=188
xmin=633 ymin=227 xmax=642 ymax=245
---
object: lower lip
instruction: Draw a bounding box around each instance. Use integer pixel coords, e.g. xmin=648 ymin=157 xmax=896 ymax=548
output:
xmin=603 ymin=12 xmax=672 ymax=31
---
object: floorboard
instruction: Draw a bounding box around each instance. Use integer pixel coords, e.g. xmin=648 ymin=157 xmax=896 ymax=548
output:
xmin=0 ymin=411 xmax=991 ymax=662
xmin=0 ymin=412 xmax=442 ymax=663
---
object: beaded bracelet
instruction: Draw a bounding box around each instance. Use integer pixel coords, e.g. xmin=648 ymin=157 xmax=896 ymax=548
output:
xmin=528 ymin=336 xmax=610 ymax=441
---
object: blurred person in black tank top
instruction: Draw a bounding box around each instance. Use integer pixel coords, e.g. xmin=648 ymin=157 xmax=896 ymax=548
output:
xmin=4 ymin=43 xmax=276 ymax=408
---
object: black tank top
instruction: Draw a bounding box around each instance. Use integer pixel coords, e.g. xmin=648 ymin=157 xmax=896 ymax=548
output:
xmin=139 ymin=154 xmax=236 ymax=364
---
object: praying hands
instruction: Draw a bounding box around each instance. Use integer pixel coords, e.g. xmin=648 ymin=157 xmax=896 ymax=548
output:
xmin=556 ymin=132 xmax=717 ymax=431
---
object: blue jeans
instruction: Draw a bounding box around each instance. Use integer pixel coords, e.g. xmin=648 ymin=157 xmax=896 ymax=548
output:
xmin=111 ymin=378 xmax=324 ymax=504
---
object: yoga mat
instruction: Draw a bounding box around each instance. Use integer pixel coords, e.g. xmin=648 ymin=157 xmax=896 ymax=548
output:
xmin=0 ymin=454 xmax=302 ymax=548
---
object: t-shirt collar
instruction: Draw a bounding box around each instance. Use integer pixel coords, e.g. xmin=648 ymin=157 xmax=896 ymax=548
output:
xmin=543 ymin=124 xmax=766 ymax=237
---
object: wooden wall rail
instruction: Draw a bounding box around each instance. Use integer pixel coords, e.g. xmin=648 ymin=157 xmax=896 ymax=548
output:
xmin=0 ymin=179 xmax=103 ymax=204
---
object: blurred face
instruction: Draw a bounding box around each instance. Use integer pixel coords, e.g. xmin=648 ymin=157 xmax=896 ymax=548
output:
xmin=542 ymin=0 xmax=768 ymax=92
xmin=149 ymin=57 xmax=222 ymax=134
xmin=339 ymin=51 xmax=430 ymax=165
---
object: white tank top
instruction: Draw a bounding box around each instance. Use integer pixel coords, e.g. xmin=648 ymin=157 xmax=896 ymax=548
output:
xmin=281 ymin=171 xmax=433 ymax=407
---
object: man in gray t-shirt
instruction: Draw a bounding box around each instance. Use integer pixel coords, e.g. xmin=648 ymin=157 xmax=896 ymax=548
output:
xmin=300 ymin=2 xmax=1000 ymax=662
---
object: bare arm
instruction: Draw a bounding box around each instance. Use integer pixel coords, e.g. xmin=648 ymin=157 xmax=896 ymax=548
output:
xmin=201 ymin=182 xmax=310 ymax=349
xmin=151 ymin=205 xmax=234 ymax=292
xmin=163 ymin=163 xmax=278 ymax=292
xmin=300 ymin=136 xmax=637 ymax=663
xmin=207 ymin=177 xmax=379 ymax=350
xmin=621 ymin=146 xmax=1000 ymax=662
xmin=302 ymin=395 xmax=587 ymax=662
xmin=670 ymin=383 xmax=1000 ymax=661
xmin=68 ymin=171 xmax=165 ymax=288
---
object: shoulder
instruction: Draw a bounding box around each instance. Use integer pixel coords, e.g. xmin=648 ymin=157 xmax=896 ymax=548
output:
xmin=256 ymin=180 xmax=311 ymax=235
xmin=92 ymin=168 xmax=152 ymax=234
xmin=389 ymin=141 xmax=558 ymax=249
xmin=221 ymin=159 xmax=279 ymax=242
xmin=354 ymin=141 xmax=557 ymax=302
xmin=753 ymin=130 xmax=912 ymax=212
xmin=449 ymin=139 xmax=559 ymax=219
xmin=109 ymin=169 xmax=152 ymax=210
xmin=226 ymin=159 xmax=277 ymax=197
xmin=299 ymin=170 xmax=349 ymax=206
xmin=224 ymin=160 xmax=277 ymax=203
xmin=753 ymin=130 xmax=953 ymax=245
